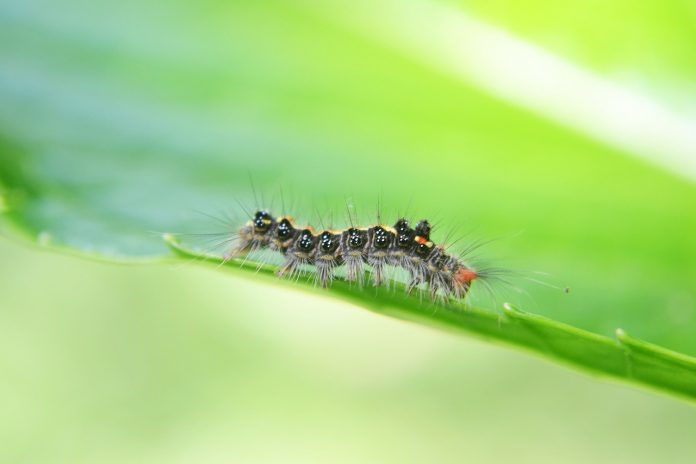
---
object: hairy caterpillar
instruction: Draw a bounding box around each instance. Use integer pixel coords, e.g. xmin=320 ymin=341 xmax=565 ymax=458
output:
xmin=223 ymin=208 xmax=481 ymax=301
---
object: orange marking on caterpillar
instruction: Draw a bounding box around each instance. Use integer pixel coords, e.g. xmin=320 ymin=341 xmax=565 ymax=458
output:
xmin=454 ymin=268 xmax=478 ymax=285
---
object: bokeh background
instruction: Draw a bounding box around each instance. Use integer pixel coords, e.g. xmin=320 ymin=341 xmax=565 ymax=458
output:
xmin=2 ymin=0 xmax=696 ymax=462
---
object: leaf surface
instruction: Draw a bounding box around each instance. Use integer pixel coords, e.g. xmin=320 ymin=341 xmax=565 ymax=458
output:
xmin=2 ymin=0 xmax=696 ymax=401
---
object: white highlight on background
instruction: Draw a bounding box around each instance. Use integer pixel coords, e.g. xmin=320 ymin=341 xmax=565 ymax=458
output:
xmin=333 ymin=0 xmax=696 ymax=182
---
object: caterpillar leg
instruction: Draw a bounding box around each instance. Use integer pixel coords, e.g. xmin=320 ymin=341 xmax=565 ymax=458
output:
xmin=277 ymin=257 xmax=302 ymax=280
xmin=406 ymin=278 xmax=421 ymax=295
xmin=344 ymin=256 xmax=364 ymax=285
xmin=315 ymin=260 xmax=338 ymax=288
xmin=368 ymin=257 xmax=388 ymax=287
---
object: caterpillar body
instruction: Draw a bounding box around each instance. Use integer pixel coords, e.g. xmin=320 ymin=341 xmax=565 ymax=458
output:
xmin=229 ymin=209 xmax=479 ymax=301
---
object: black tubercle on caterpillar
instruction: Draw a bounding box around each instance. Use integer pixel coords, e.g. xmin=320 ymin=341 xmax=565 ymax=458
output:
xmin=230 ymin=210 xmax=478 ymax=300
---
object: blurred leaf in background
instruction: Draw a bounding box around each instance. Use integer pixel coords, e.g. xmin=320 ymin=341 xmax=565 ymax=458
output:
xmin=2 ymin=0 xmax=696 ymax=462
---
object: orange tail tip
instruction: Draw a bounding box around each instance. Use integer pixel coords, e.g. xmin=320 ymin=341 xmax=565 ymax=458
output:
xmin=454 ymin=268 xmax=478 ymax=285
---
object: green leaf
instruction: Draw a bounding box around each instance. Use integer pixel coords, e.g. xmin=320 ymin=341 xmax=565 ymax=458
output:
xmin=164 ymin=234 xmax=696 ymax=402
xmin=2 ymin=0 xmax=696 ymax=401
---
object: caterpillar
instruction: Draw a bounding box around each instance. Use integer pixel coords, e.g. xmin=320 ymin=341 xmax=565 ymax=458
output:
xmin=224 ymin=208 xmax=480 ymax=301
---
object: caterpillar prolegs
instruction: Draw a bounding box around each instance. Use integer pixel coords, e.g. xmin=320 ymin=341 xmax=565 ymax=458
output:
xmin=228 ymin=209 xmax=479 ymax=301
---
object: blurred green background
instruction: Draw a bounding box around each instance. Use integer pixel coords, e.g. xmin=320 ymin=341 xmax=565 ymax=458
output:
xmin=2 ymin=0 xmax=696 ymax=462
xmin=2 ymin=235 xmax=696 ymax=463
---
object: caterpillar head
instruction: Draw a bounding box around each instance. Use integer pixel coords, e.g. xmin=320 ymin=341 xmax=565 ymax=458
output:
xmin=253 ymin=210 xmax=274 ymax=233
